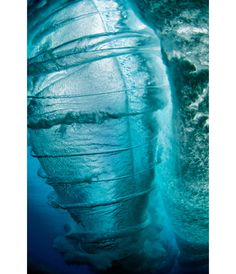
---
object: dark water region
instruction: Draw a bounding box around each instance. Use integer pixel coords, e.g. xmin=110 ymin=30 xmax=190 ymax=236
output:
xmin=28 ymin=153 xmax=208 ymax=274
xmin=28 ymin=152 xmax=89 ymax=274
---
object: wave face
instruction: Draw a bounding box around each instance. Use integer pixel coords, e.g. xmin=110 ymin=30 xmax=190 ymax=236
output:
xmin=28 ymin=0 xmax=174 ymax=272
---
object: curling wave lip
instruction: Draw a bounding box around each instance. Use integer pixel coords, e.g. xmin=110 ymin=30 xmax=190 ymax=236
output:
xmin=28 ymin=0 xmax=174 ymax=272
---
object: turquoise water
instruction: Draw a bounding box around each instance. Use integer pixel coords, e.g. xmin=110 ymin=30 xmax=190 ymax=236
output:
xmin=28 ymin=1 xmax=208 ymax=273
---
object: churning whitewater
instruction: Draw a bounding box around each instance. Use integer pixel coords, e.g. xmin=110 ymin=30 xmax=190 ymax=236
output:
xmin=28 ymin=0 xmax=208 ymax=273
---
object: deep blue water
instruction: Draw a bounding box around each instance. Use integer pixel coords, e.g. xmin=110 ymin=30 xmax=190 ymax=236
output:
xmin=28 ymin=148 xmax=95 ymax=274
xmin=28 ymin=149 xmax=208 ymax=274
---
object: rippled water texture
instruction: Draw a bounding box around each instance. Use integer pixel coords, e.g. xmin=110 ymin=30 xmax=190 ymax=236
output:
xmin=28 ymin=0 xmax=208 ymax=273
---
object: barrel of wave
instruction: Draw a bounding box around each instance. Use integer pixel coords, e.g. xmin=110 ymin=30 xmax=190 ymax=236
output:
xmin=28 ymin=0 xmax=172 ymax=272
